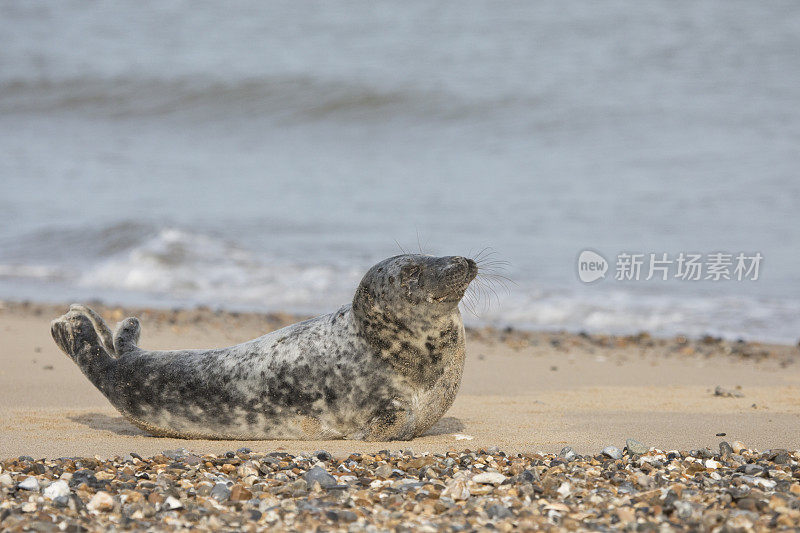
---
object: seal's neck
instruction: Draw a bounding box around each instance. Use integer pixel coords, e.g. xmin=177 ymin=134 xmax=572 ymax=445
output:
xmin=352 ymin=288 xmax=464 ymax=383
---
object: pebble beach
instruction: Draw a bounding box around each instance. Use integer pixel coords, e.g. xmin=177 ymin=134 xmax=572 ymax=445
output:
xmin=1 ymin=301 xmax=799 ymax=530
xmin=2 ymin=444 xmax=799 ymax=531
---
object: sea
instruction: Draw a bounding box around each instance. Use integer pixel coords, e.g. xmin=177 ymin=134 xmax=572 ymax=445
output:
xmin=2 ymin=1 xmax=799 ymax=342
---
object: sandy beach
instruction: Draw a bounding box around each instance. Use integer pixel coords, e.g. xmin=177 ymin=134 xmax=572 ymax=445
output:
xmin=1 ymin=301 xmax=798 ymax=459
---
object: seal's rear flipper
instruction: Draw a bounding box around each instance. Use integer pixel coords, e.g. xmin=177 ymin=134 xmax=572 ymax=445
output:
xmin=51 ymin=308 xmax=116 ymax=395
xmin=113 ymin=317 xmax=141 ymax=355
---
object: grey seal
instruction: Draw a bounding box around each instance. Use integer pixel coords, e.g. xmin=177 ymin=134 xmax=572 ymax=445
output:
xmin=51 ymin=254 xmax=478 ymax=440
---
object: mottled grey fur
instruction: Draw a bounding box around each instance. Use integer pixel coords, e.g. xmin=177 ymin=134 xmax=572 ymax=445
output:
xmin=51 ymin=254 xmax=477 ymax=441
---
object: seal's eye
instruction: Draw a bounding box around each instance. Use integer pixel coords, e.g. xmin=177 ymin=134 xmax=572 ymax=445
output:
xmin=400 ymin=264 xmax=422 ymax=294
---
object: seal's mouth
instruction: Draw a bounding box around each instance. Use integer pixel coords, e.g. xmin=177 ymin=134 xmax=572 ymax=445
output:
xmin=432 ymin=257 xmax=478 ymax=302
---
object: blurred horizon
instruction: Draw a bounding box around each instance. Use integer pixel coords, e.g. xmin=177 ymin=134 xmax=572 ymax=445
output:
xmin=1 ymin=1 xmax=799 ymax=342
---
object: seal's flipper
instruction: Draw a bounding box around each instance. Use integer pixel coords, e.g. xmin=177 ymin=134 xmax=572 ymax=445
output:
xmin=113 ymin=317 xmax=141 ymax=355
xmin=69 ymin=304 xmax=116 ymax=356
xmin=51 ymin=309 xmax=116 ymax=395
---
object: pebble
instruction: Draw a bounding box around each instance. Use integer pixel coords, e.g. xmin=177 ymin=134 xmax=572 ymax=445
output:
xmin=0 ymin=473 xmax=13 ymax=488
xmin=43 ymin=480 xmax=70 ymax=500
xmin=164 ymin=496 xmax=183 ymax=510
xmin=472 ymin=472 xmax=506 ymax=485
xmin=374 ymin=463 xmax=393 ymax=479
xmin=304 ymin=466 xmax=337 ymax=489
xmin=230 ymin=484 xmax=253 ymax=501
xmin=625 ymin=438 xmax=649 ymax=455
xmin=315 ymin=450 xmax=333 ymax=462
xmin=486 ymin=504 xmax=513 ymax=519
xmin=210 ymin=483 xmax=231 ymax=501
xmin=601 ymin=446 xmax=623 ymax=460
xmin=87 ymin=491 xmax=114 ymax=512
xmin=714 ymin=385 xmax=744 ymax=398
xmin=17 ymin=476 xmax=40 ymax=491
xmin=719 ymin=441 xmax=734 ymax=456
xmin=559 ymin=446 xmax=576 ymax=461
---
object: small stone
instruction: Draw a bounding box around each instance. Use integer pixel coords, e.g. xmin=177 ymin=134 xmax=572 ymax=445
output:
xmin=714 ymin=385 xmax=743 ymax=398
xmin=304 ymin=466 xmax=337 ymax=489
xmin=719 ymin=441 xmax=733 ymax=456
xmin=210 ymin=483 xmax=231 ymax=501
xmin=772 ymin=452 xmax=790 ymax=464
xmin=441 ymin=474 xmax=470 ymax=501
xmin=559 ymin=446 xmax=576 ymax=461
xmin=732 ymin=441 xmax=747 ymax=454
xmin=616 ymin=507 xmax=636 ymax=523
xmin=22 ymin=501 xmax=37 ymax=513
xmin=472 ymin=472 xmax=506 ymax=486
xmin=0 ymin=473 xmax=13 ymax=488
xmin=557 ymin=481 xmax=571 ymax=498
xmin=17 ymin=476 xmax=40 ymax=491
xmin=374 ymin=464 xmax=393 ymax=479
xmin=626 ymin=439 xmax=648 ymax=455
xmin=161 ymin=448 xmax=187 ymax=460
xmin=486 ymin=504 xmax=513 ymax=519
xmin=87 ymin=491 xmax=114 ymax=512
xmin=739 ymin=464 xmax=766 ymax=476
xmin=230 ymin=484 xmax=252 ymax=501
xmin=43 ymin=480 xmax=70 ymax=500
xmin=519 ymin=469 xmax=540 ymax=483
xmin=315 ymin=450 xmax=332 ymax=462
xmin=602 ymin=446 xmax=623 ymax=460
xmin=164 ymin=496 xmax=183 ymax=510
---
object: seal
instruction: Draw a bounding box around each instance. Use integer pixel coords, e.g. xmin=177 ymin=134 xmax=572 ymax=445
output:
xmin=51 ymin=254 xmax=478 ymax=440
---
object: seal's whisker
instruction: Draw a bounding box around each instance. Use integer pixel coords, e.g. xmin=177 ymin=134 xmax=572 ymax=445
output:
xmin=394 ymin=239 xmax=408 ymax=255
xmin=415 ymin=229 xmax=428 ymax=255
xmin=472 ymin=247 xmax=497 ymax=263
xmin=459 ymin=297 xmax=480 ymax=319
xmin=465 ymin=279 xmax=495 ymax=315
xmin=459 ymin=285 xmax=480 ymax=317
xmin=472 ymin=277 xmax=501 ymax=308
xmin=478 ymin=273 xmax=515 ymax=290
xmin=476 ymin=259 xmax=510 ymax=269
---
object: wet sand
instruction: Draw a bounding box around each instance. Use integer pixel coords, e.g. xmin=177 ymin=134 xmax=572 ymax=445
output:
xmin=1 ymin=301 xmax=798 ymax=459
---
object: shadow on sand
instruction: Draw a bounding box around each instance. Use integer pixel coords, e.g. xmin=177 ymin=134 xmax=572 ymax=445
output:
xmin=68 ymin=413 xmax=465 ymax=440
xmin=422 ymin=416 xmax=465 ymax=436
xmin=68 ymin=413 xmax=148 ymax=437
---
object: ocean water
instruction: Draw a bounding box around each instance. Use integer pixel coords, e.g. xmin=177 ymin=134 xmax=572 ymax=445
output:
xmin=1 ymin=1 xmax=799 ymax=342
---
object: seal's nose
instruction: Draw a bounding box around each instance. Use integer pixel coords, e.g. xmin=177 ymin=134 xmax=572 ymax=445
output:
xmin=464 ymin=258 xmax=478 ymax=282
xmin=440 ymin=256 xmax=477 ymax=284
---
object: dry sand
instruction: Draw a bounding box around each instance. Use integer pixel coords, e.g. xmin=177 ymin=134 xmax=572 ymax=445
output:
xmin=1 ymin=302 xmax=798 ymax=459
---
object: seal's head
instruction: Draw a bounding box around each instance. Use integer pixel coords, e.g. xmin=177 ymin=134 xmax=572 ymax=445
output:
xmin=353 ymin=254 xmax=478 ymax=320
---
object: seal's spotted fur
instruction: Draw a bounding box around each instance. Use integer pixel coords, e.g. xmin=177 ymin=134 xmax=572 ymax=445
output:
xmin=51 ymin=254 xmax=477 ymax=440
